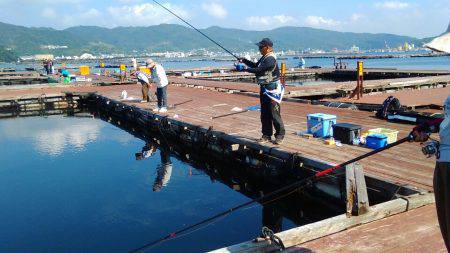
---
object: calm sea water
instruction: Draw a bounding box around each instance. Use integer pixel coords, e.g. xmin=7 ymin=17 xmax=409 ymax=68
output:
xmin=1 ymin=52 xmax=449 ymax=73
xmin=0 ymin=115 xmax=322 ymax=253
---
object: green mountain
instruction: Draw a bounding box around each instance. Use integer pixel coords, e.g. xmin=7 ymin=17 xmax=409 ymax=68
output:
xmin=0 ymin=21 xmax=426 ymax=58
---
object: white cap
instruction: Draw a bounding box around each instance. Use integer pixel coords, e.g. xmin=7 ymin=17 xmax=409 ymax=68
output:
xmin=146 ymin=58 xmax=155 ymax=66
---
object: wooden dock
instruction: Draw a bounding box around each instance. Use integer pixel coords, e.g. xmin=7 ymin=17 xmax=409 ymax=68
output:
xmin=323 ymin=68 xmax=450 ymax=80
xmin=169 ymin=75 xmax=450 ymax=99
xmin=0 ymin=71 xmax=40 ymax=77
xmin=0 ymin=75 xmax=50 ymax=85
xmin=330 ymin=86 xmax=450 ymax=109
xmin=185 ymin=68 xmax=328 ymax=82
xmin=284 ymin=204 xmax=445 ymax=253
xmin=0 ymin=78 xmax=446 ymax=252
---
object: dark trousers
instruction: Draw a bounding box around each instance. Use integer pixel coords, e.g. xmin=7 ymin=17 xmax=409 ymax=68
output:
xmin=157 ymin=86 xmax=168 ymax=108
xmin=141 ymin=83 xmax=150 ymax=102
xmin=434 ymin=162 xmax=450 ymax=251
xmin=260 ymin=91 xmax=285 ymax=138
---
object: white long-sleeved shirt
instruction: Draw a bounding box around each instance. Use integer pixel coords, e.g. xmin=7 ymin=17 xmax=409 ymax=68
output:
xmin=151 ymin=64 xmax=168 ymax=88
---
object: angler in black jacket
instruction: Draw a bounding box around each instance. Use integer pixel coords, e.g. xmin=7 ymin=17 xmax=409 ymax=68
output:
xmin=239 ymin=38 xmax=285 ymax=145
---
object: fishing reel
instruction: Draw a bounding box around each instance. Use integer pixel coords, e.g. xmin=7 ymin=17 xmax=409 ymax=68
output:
xmin=235 ymin=63 xmax=246 ymax=71
xmin=421 ymin=140 xmax=440 ymax=158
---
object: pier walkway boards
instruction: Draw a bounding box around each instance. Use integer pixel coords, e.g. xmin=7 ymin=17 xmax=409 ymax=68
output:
xmin=0 ymin=82 xmax=446 ymax=252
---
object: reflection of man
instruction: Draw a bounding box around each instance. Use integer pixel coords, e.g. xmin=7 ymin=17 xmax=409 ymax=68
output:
xmin=262 ymin=203 xmax=282 ymax=234
xmin=135 ymin=142 xmax=157 ymax=160
xmin=153 ymin=146 xmax=173 ymax=192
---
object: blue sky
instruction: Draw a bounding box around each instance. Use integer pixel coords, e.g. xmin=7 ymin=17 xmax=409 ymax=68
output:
xmin=0 ymin=0 xmax=448 ymax=38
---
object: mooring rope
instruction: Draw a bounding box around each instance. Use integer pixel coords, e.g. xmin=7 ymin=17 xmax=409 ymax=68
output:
xmin=129 ymin=135 xmax=412 ymax=252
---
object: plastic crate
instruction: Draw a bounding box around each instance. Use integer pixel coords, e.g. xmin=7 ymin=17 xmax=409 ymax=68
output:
xmin=366 ymin=134 xmax=388 ymax=149
xmin=368 ymin=128 xmax=399 ymax=144
xmin=307 ymin=113 xmax=337 ymax=138
xmin=79 ymin=65 xmax=90 ymax=76
xmin=332 ymin=123 xmax=361 ymax=145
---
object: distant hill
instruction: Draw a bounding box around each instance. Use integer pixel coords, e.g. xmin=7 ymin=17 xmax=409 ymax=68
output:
xmin=0 ymin=21 xmax=426 ymax=58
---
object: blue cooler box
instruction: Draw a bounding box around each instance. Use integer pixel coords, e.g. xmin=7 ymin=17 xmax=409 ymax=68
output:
xmin=307 ymin=113 xmax=337 ymax=138
xmin=366 ymin=134 xmax=388 ymax=149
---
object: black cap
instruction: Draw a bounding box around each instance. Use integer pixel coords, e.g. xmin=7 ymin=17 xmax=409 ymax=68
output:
xmin=255 ymin=38 xmax=273 ymax=47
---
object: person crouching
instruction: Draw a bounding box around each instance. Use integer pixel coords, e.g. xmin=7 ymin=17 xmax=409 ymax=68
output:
xmin=136 ymin=71 xmax=151 ymax=103
xmin=146 ymin=59 xmax=169 ymax=113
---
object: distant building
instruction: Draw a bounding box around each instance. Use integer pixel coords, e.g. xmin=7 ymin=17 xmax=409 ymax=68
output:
xmin=403 ymin=42 xmax=412 ymax=51
xmin=350 ymin=45 xmax=360 ymax=53
xmin=41 ymin=45 xmax=68 ymax=50
xmin=79 ymin=53 xmax=96 ymax=60
xmin=34 ymin=54 xmax=54 ymax=60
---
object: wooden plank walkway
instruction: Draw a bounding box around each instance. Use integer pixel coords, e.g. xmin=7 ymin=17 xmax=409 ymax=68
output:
xmin=169 ymin=75 xmax=450 ymax=99
xmin=286 ymin=204 xmax=446 ymax=253
xmin=329 ymin=86 xmax=450 ymax=108
xmin=0 ymin=83 xmax=437 ymax=191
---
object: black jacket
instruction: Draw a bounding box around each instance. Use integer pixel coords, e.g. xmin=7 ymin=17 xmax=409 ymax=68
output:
xmin=242 ymin=54 xmax=280 ymax=86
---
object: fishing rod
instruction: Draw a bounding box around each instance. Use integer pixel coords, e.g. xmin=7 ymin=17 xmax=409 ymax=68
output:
xmin=152 ymin=0 xmax=240 ymax=60
xmin=129 ymin=134 xmax=413 ymax=252
xmin=168 ymin=99 xmax=194 ymax=109
xmin=210 ymin=105 xmax=261 ymax=120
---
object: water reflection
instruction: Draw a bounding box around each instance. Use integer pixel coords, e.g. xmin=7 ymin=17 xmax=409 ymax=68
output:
xmin=135 ymin=141 xmax=173 ymax=192
xmin=0 ymin=114 xmax=341 ymax=253
xmin=0 ymin=116 xmax=103 ymax=156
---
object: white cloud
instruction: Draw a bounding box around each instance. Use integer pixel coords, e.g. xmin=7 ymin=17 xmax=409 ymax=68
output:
xmin=41 ymin=7 xmax=56 ymax=19
xmin=246 ymin=14 xmax=297 ymax=29
xmin=107 ymin=3 xmax=188 ymax=27
xmin=305 ymin=16 xmax=341 ymax=27
xmin=374 ymin=1 xmax=410 ymax=10
xmin=201 ymin=2 xmax=227 ymax=19
xmin=350 ymin=13 xmax=364 ymax=22
xmin=273 ymin=15 xmax=296 ymax=24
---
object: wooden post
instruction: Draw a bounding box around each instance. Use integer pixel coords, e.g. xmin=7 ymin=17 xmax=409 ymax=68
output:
xmin=346 ymin=162 xmax=370 ymax=216
xmin=349 ymin=61 xmax=364 ymax=99
xmin=357 ymin=61 xmax=364 ymax=99
xmin=280 ymin=62 xmax=286 ymax=86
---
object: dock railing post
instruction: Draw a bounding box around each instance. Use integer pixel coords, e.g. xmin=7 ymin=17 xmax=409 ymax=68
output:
xmin=346 ymin=162 xmax=370 ymax=216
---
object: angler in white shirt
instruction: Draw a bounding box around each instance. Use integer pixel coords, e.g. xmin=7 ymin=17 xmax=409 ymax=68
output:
xmin=146 ymin=59 xmax=169 ymax=113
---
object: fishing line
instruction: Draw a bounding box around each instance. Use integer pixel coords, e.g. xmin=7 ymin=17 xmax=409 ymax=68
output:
xmin=152 ymin=0 xmax=239 ymax=59
xmin=130 ymin=134 xmax=411 ymax=253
